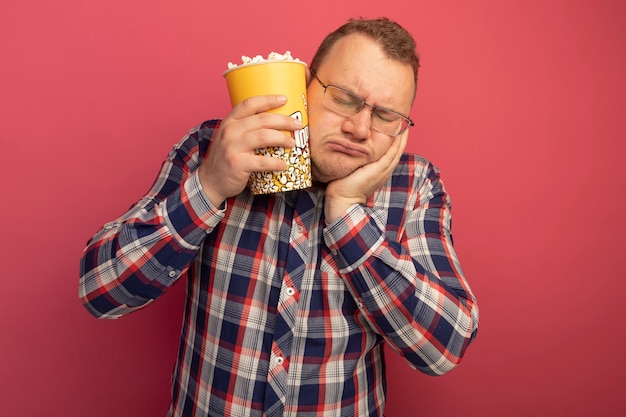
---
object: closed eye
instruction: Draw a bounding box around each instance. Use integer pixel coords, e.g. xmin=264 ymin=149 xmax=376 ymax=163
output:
xmin=373 ymin=109 xmax=402 ymax=124
xmin=328 ymin=87 xmax=361 ymax=108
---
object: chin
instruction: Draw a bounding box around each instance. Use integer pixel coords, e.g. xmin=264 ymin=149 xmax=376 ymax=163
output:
xmin=311 ymin=160 xmax=357 ymax=183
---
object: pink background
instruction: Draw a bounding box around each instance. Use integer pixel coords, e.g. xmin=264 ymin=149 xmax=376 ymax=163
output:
xmin=2 ymin=0 xmax=625 ymax=416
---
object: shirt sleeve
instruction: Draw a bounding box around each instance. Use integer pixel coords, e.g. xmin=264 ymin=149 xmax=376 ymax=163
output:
xmin=323 ymin=155 xmax=479 ymax=376
xmin=79 ymin=120 xmax=225 ymax=319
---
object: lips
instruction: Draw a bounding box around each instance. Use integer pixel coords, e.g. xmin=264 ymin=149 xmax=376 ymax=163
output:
xmin=327 ymin=141 xmax=368 ymax=157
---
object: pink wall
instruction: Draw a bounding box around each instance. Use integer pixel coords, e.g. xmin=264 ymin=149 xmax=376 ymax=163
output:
xmin=2 ymin=1 xmax=625 ymax=416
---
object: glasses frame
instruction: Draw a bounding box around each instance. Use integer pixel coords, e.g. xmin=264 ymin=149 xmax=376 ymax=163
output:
xmin=311 ymin=70 xmax=414 ymax=136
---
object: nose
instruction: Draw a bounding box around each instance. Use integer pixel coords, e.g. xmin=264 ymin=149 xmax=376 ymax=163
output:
xmin=342 ymin=106 xmax=373 ymax=140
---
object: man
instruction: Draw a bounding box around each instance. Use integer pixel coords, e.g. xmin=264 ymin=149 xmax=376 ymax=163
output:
xmin=80 ymin=17 xmax=479 ymax=417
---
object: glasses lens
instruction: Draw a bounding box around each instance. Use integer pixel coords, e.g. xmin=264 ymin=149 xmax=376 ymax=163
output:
xmin=371 ymin=109 xmax=410 ymax=136
xmin=324 ymin=86 xmax=362 ymax=117
xmin=323 ymin=85 xmax=412 ymax=136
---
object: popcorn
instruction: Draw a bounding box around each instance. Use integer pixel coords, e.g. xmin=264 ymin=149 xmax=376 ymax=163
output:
xmin=227 ymin=51 xmax=302 ymax=69
xmin=248 ymin=144 xmax=312 ymax=194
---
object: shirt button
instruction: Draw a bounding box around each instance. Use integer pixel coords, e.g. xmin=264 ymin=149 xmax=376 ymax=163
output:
xmin=275 ymin=356 xmax=284 ymax=366
xmin=286 ymin=287 xmax=295 ymax=296
xmin=168 ymin=270 xmax=177 ymax=278
xmin=356 ymin=301 xmax=364 ymax=309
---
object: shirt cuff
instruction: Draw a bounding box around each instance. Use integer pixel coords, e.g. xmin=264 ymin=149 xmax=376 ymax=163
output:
xmin=323 ymin=204 xmax=384 ymax=273
xmin=163 ymin=170 xmax=226 ymax=248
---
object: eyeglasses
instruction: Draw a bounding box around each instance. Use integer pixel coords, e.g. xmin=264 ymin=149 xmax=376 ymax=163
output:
xmin=311 ymin=71 xmax=414 ymax=137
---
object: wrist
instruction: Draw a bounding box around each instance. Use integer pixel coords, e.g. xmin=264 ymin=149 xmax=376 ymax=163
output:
xmin=196 ymin=168 xmax=227 ymax=209
xmin=324 ymin=196 xmax=364 ymax=225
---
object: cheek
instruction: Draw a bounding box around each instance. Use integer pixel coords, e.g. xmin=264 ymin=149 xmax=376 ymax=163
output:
xmin=371 ymin=137 xmax=395 ymax=159
xmin=307 ymin=103 xmax=331 ymax=140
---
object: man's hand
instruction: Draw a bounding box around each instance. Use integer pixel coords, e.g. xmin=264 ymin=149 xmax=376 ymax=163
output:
xmin=324 ymin=132 xmax=408 ymax=224
xmin=198 ymin=95 xmax=302 ymax=206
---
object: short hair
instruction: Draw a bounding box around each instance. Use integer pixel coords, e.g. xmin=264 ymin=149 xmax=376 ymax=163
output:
xmin=310 ymin=17 xmax=420 ymax=88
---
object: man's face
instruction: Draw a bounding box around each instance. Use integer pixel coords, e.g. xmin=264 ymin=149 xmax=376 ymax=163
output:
xmin=306 ymin=33 xmax=415 ymax=183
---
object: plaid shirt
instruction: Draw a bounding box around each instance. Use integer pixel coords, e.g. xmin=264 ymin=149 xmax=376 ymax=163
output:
xmin=80 ymin=120 xmax=479 ymax=417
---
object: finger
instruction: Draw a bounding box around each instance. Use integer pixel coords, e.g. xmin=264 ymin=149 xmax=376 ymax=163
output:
xmin=376 ymin=135 xmax=404 ymax=171
xmin=386 ymin=132 xmax=408 ymax=164
xmin=247 ymin=127 xmax=297 ymax=150
xmin=359 ymin=134 xmax=406 ymax=184
xmin=389 ymin=133 xmax=408 ymax=169
xmin=250 ymin=153 xmax=288 ymax=173
xmin=231 ymin=95 xmax=288 ymax=118
xmin=396 ymin=131 xmax=409 ymax=155
xmin=236 ymin=112 xmax=301 ymax=149
xmin=219 ymin=112 xmax=301 ymax=152
xmin=254 ymin=111 xmax=303 ymax=133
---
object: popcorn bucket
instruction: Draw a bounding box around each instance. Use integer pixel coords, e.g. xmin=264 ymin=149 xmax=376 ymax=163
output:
xmin=223 ymin=60 xmax=311 ymax=194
